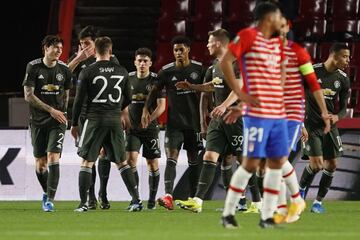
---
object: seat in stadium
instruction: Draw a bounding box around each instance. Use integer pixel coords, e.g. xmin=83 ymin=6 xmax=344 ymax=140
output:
xmin=227 ymin=0 xmax=256 ymax=22
xmin=302 ymin=42 xmax=318 ymax=61
xmin=193 ymin=0 xmax=223 ymax=20
xmin=330 ymin=0 xmax=359 ymax=20
xmin=154 ymin=42 xmax=174 ymax=72
xmin=160 ymin=0 xmax=190 ymax=19
xmin=190 ymin=41 xmax=213 ymax=66
xmin=298 ymin=0 xmax=327 ymax=19
xmin=329 ymin=20 xmax=359 ymax=40
xmin=157 ymin=18 xmax=187 ymax=41
xmin=293 ymin=19 xmax=327 ymax=41
xmin=192 ymin=18 xmax=223 ymax=41
xmin=318 ymin=42 xmax=335 ymax=62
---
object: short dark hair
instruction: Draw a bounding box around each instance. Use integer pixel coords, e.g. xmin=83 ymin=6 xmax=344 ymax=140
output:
xmin=78 ymin=25 xmax=99 ymax=41
xmin=254 ymin=1 xmax=280 ymax=21
xmin=208 ymin=28 xmax=231 ymax=44
xmin=41 ymin=35 xmax=63 ymax=52
xmin=330 ymin=43 xmax=351 ymax=54
xmin=171 ymin=35 xmax=191 ymax=47
xmin=135 ymin=47 xmax=152 ymax=59
xmin=95 ymin=36 xmax=112 ymax=56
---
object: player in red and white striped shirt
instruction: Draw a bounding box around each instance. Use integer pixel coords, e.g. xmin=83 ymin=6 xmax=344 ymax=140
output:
xmin=275 ymin=16 xmax=330 ymax=223
xmin=220 ymin=2 xmax=289 ymax=229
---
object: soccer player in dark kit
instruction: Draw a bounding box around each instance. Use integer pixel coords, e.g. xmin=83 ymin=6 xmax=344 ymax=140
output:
xmin=142 ymin=36 xmax=206 ymax=210
xmin=71 ymin=37 xmax=142 ymax=212
xmin=23 ymin=35 xmax=72 ymax=212
xmin=124 ymin=47 xmax=166 ymax=209
xmin=299 ymin=43 xmax=350 ymax=213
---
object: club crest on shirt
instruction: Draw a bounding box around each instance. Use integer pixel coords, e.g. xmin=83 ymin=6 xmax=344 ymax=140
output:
xmin=190 ymin=72 xmax=198 ymax=80
xmin=146 ymin=84 xmax=152 ymax=91
xmin=334 ymin=80 xmax=341 ymax=89
xmin=56 ymin=73 xmax=64 ymax=82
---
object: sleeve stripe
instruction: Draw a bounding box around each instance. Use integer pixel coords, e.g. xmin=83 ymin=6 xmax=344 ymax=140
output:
xmin=299 ymin=62 xmax=314 ymax=75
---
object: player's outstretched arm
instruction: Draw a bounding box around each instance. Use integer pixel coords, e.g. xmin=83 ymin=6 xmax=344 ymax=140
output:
xmin=24 ymin=86 xmax=67 ymax=124
xmin=175 ymin=80 xmax=214 ymax=92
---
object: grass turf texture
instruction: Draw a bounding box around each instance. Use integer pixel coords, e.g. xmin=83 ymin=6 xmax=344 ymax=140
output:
xmin=0 ymin=201 xmax=359 ymax=240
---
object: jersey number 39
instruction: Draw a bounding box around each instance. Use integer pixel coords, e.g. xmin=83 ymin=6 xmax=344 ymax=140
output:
xmin=92 ymin=75 xmax=124 ymax=103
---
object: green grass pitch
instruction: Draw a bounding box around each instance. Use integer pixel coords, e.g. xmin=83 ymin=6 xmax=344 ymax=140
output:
xmin=0 ymin=201 xmax=359 ymax=240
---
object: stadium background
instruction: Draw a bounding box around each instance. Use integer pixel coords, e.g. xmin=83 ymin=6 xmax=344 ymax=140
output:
xmin=1 ymin=0 xmax=359 ymax=201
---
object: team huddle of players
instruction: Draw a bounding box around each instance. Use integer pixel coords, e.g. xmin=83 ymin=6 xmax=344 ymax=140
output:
xmin=22 ymin=1 xmax=350 ymax=229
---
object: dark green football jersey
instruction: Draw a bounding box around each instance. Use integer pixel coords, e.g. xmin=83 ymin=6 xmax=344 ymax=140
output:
xmin=305 ymin=63 xmax=350 ymax=128
xmin=156 ymin=60 xmax=206 ymax=130
xmin=22 ymin=58 xmax=72 ymax=126
xmin=72 ymin=60 xmax=131 ymax=126
xmin=68 ymin=54 xmax=120 ymax=119
xmin=128 ymin=71 xmax=165 ymax=130
xmin=204 ymin=59 xmax=240 ymax=106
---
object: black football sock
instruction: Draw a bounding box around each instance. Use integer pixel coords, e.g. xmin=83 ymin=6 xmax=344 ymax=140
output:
xmin=195 ymin=160 xmax=217 ymax=199
xmin=221 ymin=164 xmax=233 ymax=191
xmin=88 ymin=164 xmax=97 ymax=201
xmin=164 ymin=158 xmax=177 ymax=195
xmin=47 ymin=162 xmax=60 ymax=201
xmin=248 ymin=173 xmax=261 ymax=202
xmin=119 ymin=165 xmax=140 ymax=201
xmin=98 ymin=157 xmax=111 ymax=198
xmin=79 ymin=166 xmax=92 ymax=206
xmin=316 ymin=169 xmax=334 ymax=202
xmin=149 ymin=169 xmax=160 ymax=202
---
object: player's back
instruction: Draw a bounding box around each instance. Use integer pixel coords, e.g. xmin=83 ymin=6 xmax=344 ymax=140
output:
xmin=81 ymin=60 xmax=129 ymax=124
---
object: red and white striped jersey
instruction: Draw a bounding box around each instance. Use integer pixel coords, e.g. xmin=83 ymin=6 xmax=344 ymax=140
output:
xmin=228 ymin=27 xmax=286 ymax=119
xmin=283 ymin=41 xmax=321 ymax=122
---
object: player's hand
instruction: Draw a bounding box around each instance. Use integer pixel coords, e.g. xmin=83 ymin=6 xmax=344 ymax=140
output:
xmin=237 ymin=92 xmax=260 ymax=107
xmin=76 ymin=45 xmax=94 ymax=62
xmin=120 ymin=111 xmax=131 ymax=131
xmin=49 ymin=108 xmax=67 ymax=124
xmin=175 ymin=80 xmax=191 ymax=90
xmin=210 ymin=104 xmax=226 ymax=118
xmin=322 ymin=113 xmax=331 ymax=134
xmin=329 ymin=114 xmax=339 ymax=125
xmin=223 ymin=105 xmax=242 ymax=124
xmin=70 ymin=126 xmax=78 ymax=141
xmin=141 ymin=108 xmax=151 ymax=129
xmin=300 ymin=126 xmax=308 ymax=142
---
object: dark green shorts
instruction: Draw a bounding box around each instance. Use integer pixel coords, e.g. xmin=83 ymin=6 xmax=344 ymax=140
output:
xmin=303 ymin=125 xmax=343 ymax=159
xmin=77 ymin=119 xmax=125 ymax=163
xmin=165 ymin=128 xmax=203 ymax=152
xmin=30 ymin=123 xmax=67 ymax=158
xmin=205 ymin=118 xmax=243 ymax=156
xmin=126 ymin=128 xmax=161 ymax=159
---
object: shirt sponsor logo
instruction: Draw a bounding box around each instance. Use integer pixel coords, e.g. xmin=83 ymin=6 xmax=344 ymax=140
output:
xmin=212 ymin=77 xmax=223 ymax=85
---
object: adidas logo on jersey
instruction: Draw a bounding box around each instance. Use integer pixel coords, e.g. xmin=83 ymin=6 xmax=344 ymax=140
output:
xmin=38 ymin=74 xmax=44 ymax=79
xmin=154 ymin=150 xmax=160 ymax=154
xmin=318 ymin=78 xmax=322 ymax=83
xmin=171 ymin=76 xmax=177 ymax=81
